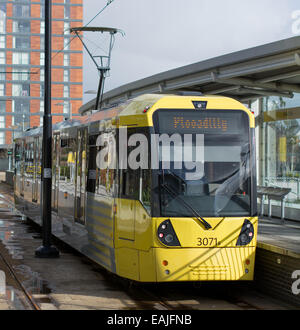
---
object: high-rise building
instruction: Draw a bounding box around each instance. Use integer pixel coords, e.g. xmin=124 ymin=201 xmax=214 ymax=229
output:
xmin=0 ymin=0 xmax=83 ymax=146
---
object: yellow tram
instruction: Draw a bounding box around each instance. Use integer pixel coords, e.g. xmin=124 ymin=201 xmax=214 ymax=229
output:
xmin=14 ymin=94 xmax=258 ymax=282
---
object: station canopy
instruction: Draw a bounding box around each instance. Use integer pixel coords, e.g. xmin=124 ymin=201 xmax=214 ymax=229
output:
xmin=79 ymin=36 xmax=300 ymax=115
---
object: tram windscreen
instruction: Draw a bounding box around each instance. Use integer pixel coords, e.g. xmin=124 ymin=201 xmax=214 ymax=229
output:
xmin=153 ymin=109 xmax=252 ymax=217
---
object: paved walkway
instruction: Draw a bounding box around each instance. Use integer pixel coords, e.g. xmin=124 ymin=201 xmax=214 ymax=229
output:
xmin=258 ymin=217 xmax=300 ymax=258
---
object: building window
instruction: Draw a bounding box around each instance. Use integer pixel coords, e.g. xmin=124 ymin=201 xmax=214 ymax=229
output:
xmin=12 ymin=52 xmax=29 ymax=65
xmin=64 ymin=22 xmax=70 ymax=35
xmin=13 ymin=5 xmax=30 ymax=18
xmin=13 ymin=36 xmax=30 ymax=49
xmin=12 ymin=83 xmax=30 ymax=97
xmin=40 ymin=21 xmax=45 ymax=34
xmin=63 ymin=85 xmax=69 ymax=98
xmin=0 ymin=4 xmax=6 ymax=34
xmin=40 ymin=100 xmax=44 ymax=112
xmin=63 ymin=53 xmax=69 ymax=66
xmin=0 ymin=20 xmax=5 ymax=34
xmin=0 ymin=100 xmax=5 ymax=113
xmin=0 ymin=51 xmax=5 ymax=64
xmin=0 ymin=35 xmax=5 ymax=48
xmin=63 ymin=103 xmax=69 ymax=114
xmin=12 ymin=100 xmax=30 ymax=113
xmin=63 ymin=69 xmax=69 ymax=82
xmin=0 ymin=116 xmax=5 ymax=129
xmin=0 ymin=83 xmax=4 ymax=96
xmin=0 ymin=132 xmax=5 ymax=145
xmin=40 ymin=84 xmax=44 ymax=97
xmin=64 ymin=5 xmax=70 ymax=19
xmin=13 ymin=113 xmax=29 ymax=130
xmin=64 ymin=38 xmax=70 ymax=50
xmin=40 ymin=36 xmax=44 ymax=50
xmin=12 ymin=70 xmax=30 ymax=81
xmin=40 ymin=69 xmax=44 ymax=82
xmin=40 ymin=4 xmax=45 ymax=19
xmin=40 ymin=52 xmax=44 ymax=65
xmin=12 ymin=20 xmax=30 ymax=33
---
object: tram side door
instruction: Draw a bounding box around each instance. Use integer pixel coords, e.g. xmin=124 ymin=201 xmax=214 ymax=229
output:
xmin=52 ymin=133 xmax=60 ymax=212
xmin=117 ymin=169 xmax=137 ymax=242
xmin=75 ymin=128 xmax=87 ymax=224
xmin=32 ymin=137 xmax=40 ymax=203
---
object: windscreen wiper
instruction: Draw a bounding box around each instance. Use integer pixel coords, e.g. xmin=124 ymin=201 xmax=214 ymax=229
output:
xmin=160 ymin=173 xmax=212 ymax=230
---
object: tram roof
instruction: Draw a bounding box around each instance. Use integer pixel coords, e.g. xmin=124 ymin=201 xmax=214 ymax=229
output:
xmin=80 ymin=36 xmax=300 ymax=115
xmin=19 ymin=93 xmax=252 ymax=139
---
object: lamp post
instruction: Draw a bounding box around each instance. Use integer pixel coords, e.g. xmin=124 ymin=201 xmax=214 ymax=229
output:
xmin=35 ymin=0 xmax=59 ymax=259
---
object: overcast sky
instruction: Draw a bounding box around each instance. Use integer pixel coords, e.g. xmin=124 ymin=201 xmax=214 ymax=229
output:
xmin=81 ymin=0 xmax=300 ymax=103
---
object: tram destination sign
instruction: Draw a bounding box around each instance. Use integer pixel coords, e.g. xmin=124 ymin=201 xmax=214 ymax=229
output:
xmin=155 ymin=110 xmax=248 ymax=135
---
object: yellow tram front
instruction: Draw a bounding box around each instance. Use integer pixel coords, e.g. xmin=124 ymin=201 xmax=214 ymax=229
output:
xmin=114 ymin=95 xmax=258 ymax=282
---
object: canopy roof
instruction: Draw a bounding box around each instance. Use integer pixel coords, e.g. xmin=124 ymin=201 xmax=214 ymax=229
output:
xmin=80 ymin=36 xmax=300 ymax=115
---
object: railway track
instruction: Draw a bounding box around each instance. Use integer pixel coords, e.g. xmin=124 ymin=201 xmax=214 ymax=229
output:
xmin=0 ymin=198 xmax=40 ymax=310
xmin=124 ymin=281 xmax=262 ymax=311
xmin=0 ymin=248 xmax=40 ymax=310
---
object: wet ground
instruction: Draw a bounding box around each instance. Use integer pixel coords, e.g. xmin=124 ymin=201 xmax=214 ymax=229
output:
xmin=0 ymin=182 xmax=298 ymax=310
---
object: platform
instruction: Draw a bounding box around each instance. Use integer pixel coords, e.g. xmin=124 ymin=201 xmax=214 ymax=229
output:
xmin=258 ymin=217 xmax=300 ymax=257
xmin=256 ymin=217 xmax=300 ymax=306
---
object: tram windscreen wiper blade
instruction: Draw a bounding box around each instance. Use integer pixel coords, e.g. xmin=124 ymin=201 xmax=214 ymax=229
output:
xmin=160 ymin=174 xmax=212 ymax=230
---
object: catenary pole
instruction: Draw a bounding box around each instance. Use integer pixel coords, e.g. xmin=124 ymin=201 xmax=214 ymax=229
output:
xmin=35 ymin=0 xmax=59 ymax=258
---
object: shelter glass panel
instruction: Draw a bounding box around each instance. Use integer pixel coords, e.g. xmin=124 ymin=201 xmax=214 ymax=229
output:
xmin=259 ymin=93 xmax=300 ymax=216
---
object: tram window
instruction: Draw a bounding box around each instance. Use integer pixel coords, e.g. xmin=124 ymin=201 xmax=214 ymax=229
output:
xmin=59 ymin=137 xmax=76 ymax=183
xmin=32 ymin=139 xmax=40 ymax=178
xmin=96 ymin=169 xmax=116 ymax=196
xmin=97 ymin=168 xmax=107 ymax=194
xmin=95 ymin=131 xmax=117 ymax=197
xmin=25 ymin=142 xmax=34 ymax=178
xmin=122 ymin=169 xmax=138 ymax=199
xmin=15 ymin=142 xmax=22 ymax=174
xmin=140 ymin=169 xmax=151 ymax=214
xmin=87 ymin=144 xmax=97 ymax=193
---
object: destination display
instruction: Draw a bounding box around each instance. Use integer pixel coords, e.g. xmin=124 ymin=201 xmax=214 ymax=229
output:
xmin=155 ymin=110 xmax=248 ymax=134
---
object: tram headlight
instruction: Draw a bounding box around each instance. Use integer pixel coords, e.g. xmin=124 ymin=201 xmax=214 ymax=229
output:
xmin=236 ymin=219 xmax=255 ymax=246
xmin=157 ymin=220 xmax=181 ymax=247
xmin=240 ymin=233 xmax=248 ymax=244
xmin=165 ymin=234 xmax=174 ymax=244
